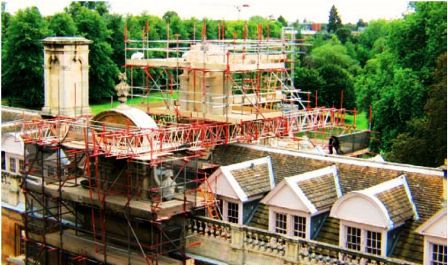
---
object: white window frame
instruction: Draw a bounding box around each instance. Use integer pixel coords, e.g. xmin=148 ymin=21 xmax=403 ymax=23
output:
xmin=268 ymin=206 xmax=311 ymax=239
xmin=275 ymin=212 xmax=288 ymax=234
xmin=339 ymin=221 xmax=387 ymax=256
xmin=293 ymin=215 xmax=307 ymax=238
xmin=423 ymin=236 xmax=447 ymax=265
xmin=221 ymin=197 xmax=243 ymax=225
xmin=9 ymin=156 xmax=17 ymax=173
xmin=18 ymin=159 xmax=24 ymax=173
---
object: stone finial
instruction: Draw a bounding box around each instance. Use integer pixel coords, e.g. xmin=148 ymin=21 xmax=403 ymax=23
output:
xmin=115 ymin=72 xmax=130 ymax=104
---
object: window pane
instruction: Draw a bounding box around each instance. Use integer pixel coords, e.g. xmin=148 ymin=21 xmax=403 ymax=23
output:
xmin=1 ymin=151 xmax=5 ymax=170
xmin=346 ymin=226 xmax=361 ymax=251
xmin=227 ymin=202 xmax=239 ymax=223
xmin=432 ymin=244 xmax=447 ymax=265
xmin=9 ymin=157 xmax=16 ymax=173
xmin=47 ymin=166 xmax=55 ymax=177
xmin=293 ymin=215 xmax=306 ymax=238
xmin=19 ymin=160 xmax=24 ymax=173
xmin=275 ymin=213 xmax=287 ymax=234
xmin=366 ymin=230 xmax=382 ymax=255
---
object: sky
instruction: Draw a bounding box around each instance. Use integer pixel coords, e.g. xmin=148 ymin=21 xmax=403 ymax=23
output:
xmin=3 ymin=0 xmax=411 ymax=24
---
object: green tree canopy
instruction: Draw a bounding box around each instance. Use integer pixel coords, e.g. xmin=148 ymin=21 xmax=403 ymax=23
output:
xmin=327 ymin=5 xmax=342 ymax=33
xmin=70 ymin=6 xmax=119 ymax=102
xmin=47 ymin=13 xmax=77 ymax=36
xmin=2 ymin=7 xmax=49 ymax=107
xmin=277 ymin=15 xmax=287 ymax=27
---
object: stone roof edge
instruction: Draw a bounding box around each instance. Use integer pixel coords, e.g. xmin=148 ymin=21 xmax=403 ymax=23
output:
xmin=236 ymin=144 xmax=444 ymax=176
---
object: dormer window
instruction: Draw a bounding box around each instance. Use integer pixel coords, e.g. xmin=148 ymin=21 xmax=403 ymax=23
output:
xmin=344 ymin=225 xmax=382 ymax=254
xmin=262 ymin=165 xmax=341 ymax=240
xmin=204 ymin=156 xmax=275 ymax=225
xmin=331 ymin=175 xmax=418 ymax=257
xmin=431 ymin=244 xmax=446 ymax=265
xmin=416 ymin=207 xmax=447 ymax=265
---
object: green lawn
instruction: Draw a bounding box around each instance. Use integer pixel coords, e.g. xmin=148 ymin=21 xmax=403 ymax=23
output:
xmin=90 ymin=92 xmax=178 ymax=115
xmin=345 ymin=111 xmax=369 ymax=130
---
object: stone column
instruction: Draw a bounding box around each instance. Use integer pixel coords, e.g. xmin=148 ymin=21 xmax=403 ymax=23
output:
xmin=42 ymin=37 xmax=92 ymax=117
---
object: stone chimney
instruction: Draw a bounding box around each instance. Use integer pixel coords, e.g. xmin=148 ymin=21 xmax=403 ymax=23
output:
xmin=41 ymin=37 xmax=92 ymax=117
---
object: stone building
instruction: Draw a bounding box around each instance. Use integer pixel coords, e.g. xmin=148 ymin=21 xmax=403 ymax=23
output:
xmin=186 ymin=144 xmax=447 ymax=265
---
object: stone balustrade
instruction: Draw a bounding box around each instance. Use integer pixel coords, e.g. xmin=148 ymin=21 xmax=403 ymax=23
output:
xmin=187 ymin=216 xmax=418 ymax=265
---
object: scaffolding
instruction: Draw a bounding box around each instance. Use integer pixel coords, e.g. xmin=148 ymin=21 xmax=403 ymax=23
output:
xmin=18 ymin=23 xmax=357 ymax=265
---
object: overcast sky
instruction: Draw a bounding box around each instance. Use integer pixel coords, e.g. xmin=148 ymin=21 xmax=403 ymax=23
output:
xmin=4 ymin=0 xmax=411 ymax=23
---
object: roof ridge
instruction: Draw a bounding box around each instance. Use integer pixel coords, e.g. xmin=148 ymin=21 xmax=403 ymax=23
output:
xmin=236 ymin=144 xmax=444 ymax=176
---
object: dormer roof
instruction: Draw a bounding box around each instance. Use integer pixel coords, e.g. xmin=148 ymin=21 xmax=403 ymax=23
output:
xmin=330 ymin=175 xmax=418 ymax=229
xmin=205 ymin=156 xmax=275 ymax=202
xmin=261 ymin=165 xmax=341 ymax=215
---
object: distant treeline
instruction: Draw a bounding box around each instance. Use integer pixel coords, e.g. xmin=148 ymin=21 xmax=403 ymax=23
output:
xmin=1 ymin=2 xmax=446 ymax=167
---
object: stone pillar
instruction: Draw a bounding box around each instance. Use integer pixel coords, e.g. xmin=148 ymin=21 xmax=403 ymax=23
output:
xmin=41 ymin=37 xmax=92 ymax=117
xmin=285 ymin=239 xmax=299 ymax=263
xmin=230 ymin=225 xmax=245 ymax=249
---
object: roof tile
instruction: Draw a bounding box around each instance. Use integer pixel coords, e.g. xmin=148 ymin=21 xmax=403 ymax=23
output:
xmin=212 ymin=144 xmax=444 ymax=263
xmin=229 ymin=162 xmax=271 ymax=198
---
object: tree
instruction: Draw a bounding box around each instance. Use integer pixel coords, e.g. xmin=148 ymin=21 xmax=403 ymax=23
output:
xmin=277 ymin=15 xmax=287 ymax=27
xmin=335 ymin=26 xmax=351 ymax=43
xmin=65 ymin=1 xmax=109 ymax=17
xmin=354 ymin=2 xmax=446 ymax=163
xmin=105 ymin=13 xmax=124 ymax=66
xmin=388 ymin=53 xmax=447 ymax=166
xmin=1 ymin=3 xmax=11 ymax=88
xmin=302 ymin=41 xmax=358 ymax=109
xmin=47 ymin=13 xmax=77 ymax=36
xmin=70 ymin=6 xmax=119 ymax=102
xmin=356 ymin=19 xmax=367 ymax=29
xmin=2 ymin=7 xmax=49 ymax=107
xmin=327 ymin=5 xmax=342 ymax=33
xmin=162 ymin=11 xmax=179 ymax=23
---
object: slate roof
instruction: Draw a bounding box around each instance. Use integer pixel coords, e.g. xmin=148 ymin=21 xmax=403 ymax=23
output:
xmin=298 ymin=172 xmax=339 ymax=212
xmin=247 ymin=203 xmax=269 ymax=230
xmin=211 ymin=144 xmax=445 ymax=264
xmin=230 ymin=163 xmax=271 ymax=198
xmin=376 ymin=184 xmax=416 ymax=227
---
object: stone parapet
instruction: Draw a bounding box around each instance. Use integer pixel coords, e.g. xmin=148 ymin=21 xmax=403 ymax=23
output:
xmin=187 ymin=216 xmax=419 ymax=265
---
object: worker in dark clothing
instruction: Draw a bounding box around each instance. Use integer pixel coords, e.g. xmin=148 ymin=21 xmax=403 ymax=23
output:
xmin=329 ymin=136 xmax=342 ymax=155
xmin=333 ymin=136 xmax=341 ymax=154
xmin=328 ymin=136 xmax=335 ymax=154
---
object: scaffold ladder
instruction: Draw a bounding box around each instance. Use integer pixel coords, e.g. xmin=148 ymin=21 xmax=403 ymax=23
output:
xmin=198 ymin=177 xmax=221 ymax=219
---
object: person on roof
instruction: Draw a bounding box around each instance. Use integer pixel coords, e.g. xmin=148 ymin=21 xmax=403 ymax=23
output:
xmin=329 ymin=136 xmax=342 ymax=155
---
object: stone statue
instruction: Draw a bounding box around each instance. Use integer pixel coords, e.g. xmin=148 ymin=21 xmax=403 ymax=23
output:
xmin=115 ymin=72 xmax=130 ymax=104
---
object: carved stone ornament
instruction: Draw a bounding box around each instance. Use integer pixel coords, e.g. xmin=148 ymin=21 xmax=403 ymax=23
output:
xmin=115 ymin=72 xmax=130 ymax=104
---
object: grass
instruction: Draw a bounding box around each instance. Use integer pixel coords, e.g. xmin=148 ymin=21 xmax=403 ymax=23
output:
xmin=345 ymin=111 xmax=369 ymax=130
xmin=90 ymin=92 xmax=178 ymax=115
xmin=295 ymin=111 xmax=370 ymax=139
